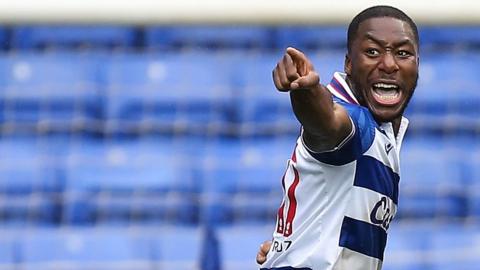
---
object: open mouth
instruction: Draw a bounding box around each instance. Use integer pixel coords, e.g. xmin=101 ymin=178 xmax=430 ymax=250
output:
xmin=371 ymin=83 xmax=402 ymax=106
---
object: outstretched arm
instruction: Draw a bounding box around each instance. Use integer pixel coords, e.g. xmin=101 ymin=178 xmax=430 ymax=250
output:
xmin=273 ymin=47 xmax=352 ymax=152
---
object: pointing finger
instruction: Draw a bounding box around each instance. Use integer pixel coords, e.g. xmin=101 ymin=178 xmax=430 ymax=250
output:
xmin=286 ymin=47 xmax=311 ymax=76
xmin=286 ymin=47 xmax=306 ymax=60
xmin=283 ymin=52 xmax=300 ymax=82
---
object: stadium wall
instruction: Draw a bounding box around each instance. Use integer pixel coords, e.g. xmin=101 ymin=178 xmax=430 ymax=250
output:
xmin=0 ymin=0 xmax=478 ymax=25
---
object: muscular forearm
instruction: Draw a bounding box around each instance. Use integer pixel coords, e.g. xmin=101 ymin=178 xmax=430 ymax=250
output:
xmin=290 ymin=84 xmax=335 ymax=134
xmin=290 ymin=84 xmax=351 ymax=152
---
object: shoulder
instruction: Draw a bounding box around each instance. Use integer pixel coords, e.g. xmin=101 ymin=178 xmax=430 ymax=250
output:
xmin=324 ymin=97 xmax=378 ymax=159
xmin=333 ymin=96 xmax=378 ymax=131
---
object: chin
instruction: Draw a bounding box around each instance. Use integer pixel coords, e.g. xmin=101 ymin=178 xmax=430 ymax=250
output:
xmin=370 ymin=106 xmax=404 ymax=123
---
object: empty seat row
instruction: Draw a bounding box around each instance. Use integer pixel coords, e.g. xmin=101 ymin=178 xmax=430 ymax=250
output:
xmin=1 ymin=25 xmax=480 ymax=51
xmin=0 ymin=135 xmax=295 ymax=226
xmin=0 ymin=50 xmax=340 ymax=135
xmin=406 ymin=50 xmax=480 ymax=134
xmin=0 ymin=223 xmax=478 ymax=270
xmin=0 ymin=225 xmax=277 ymax=270
xmin=0 ymin=226 xmax=204 ymax=270
xmin=0 ymin=50 xmax=479 ymax=135
xmin=384 ymin=222 xmax=480 ymax=270
xmin=1 ymin=133 xmax=480 ymax=226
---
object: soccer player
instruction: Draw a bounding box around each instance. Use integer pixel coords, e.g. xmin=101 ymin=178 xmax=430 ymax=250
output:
xmin=256 ymin=5 xmax=419 ymax=270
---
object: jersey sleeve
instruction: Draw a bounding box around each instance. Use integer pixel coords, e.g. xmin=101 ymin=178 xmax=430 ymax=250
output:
xmin=302 ymin=98 xmax=376 ymax=165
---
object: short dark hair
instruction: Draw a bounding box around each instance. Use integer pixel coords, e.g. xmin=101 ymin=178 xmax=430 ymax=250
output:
xmin=347 ymin=5 xmax=419 ymax=52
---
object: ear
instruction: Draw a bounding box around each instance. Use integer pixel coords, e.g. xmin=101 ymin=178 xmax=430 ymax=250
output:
xmin=344 ymin=53 xmax=352 ymax=75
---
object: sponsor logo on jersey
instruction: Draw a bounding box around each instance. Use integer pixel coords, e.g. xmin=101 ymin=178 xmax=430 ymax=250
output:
xmin=370 ymin=196 xmax=394 ymax=230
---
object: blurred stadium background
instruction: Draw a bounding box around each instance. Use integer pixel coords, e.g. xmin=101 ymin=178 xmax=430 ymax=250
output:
xmin=0 ymin=0 xmax=479 ymax=269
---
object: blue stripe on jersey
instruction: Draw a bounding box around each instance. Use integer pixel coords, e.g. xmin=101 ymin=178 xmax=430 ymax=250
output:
xmin=354 ymin=155 xmax=399 ymax=204
xmin=306 ymin=98 xmax=376 ymax=166
xmin=307 ymin=127 xmax=363 ymax=165
xmin=339 ymin=216 xmax=387 ymax=260
xmin=260 ymin=267 xmax=312 ymax=270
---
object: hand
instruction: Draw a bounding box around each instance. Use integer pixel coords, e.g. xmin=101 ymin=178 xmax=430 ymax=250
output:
xmin=255 ymin=240 xmax=272 ymax=265
xmin=272 ymin=47 xmax=320 ymax=91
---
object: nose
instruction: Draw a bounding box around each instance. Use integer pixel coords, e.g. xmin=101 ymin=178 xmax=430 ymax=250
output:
xmin=379 ymin=51 xmax=399 ymax=74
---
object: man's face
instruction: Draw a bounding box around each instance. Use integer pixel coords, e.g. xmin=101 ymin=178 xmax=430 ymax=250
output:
xmin=345 ymin=17 xmax=419 ymax=123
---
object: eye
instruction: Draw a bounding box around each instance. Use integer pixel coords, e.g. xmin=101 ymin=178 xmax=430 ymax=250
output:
xmin=365 ymin=48 xmax=380 ymax=56
xmin=397 ymin=50 xmax=412 ymax=57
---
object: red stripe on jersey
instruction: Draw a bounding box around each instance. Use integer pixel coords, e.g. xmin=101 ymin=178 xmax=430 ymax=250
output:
xmin=291 ymin=144 xmax=298 ymax=163
xmin=276 ymin=174 xmax=286 ymax=234
xmin=277 ymin=144 xmax=300 ymax=236
xmin=277 ymin=202 xmax=285 ymax=234
xmin=284 ymin=165 xmax=300 ymax=237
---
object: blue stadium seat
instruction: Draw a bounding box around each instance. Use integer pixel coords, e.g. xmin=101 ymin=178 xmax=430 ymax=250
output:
xmin=145 ymin=26 xmax=273 ymax=50
xmin=63 ymin=137 xmax=198 ymax=225
xmin=420 ymin=26 xmax=480 ymax=48
xmin=464 ymin=139 xmax=480 ymax=219
xmin=383 ymin=222 xmax=431 ymax=270
xmin=0 ymin=137 xmax=63 ymax=225
xmin=397 ymin=136 xmax=467 ymax=219
xmin=408 ymin=52 xmax=480 ymax=133
xmin=0 ymin=138 xmax=61 ymax=193
xmin=274 ymin=26 xmax=347 ymax=50
xmin=309 ymin=50 xmax=346 ymax=84
xmin=216 ymin=225 xmax=273 ymax=270
xmin=103 ymin=52 xmax=234 ymax=135
xmin=150 ymin=226 xmax=203 ymax=270
xmin=429 ymin=225 xmax=480 ymax=270
xmin=385 ymin=223 xmax=480 ymax=270
xmin=230 ymin=52 xmax=297 ymax=135
xmin=19 ymin=228 xmax=152 ymax=270
xmin=201 ymin=136 xmax=294 ymax=225
xmin=0 ymin=52 xmax=103 ymax=133
xmin=11 ymin=26 xmax=137 ymax=50
xmin=0 ymin=232 xmax=18 ymax=269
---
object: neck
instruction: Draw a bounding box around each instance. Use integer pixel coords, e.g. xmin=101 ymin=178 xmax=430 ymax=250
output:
xmin=391 ymin=117 xmax=401 ymax=137
xmin=345 ymin=76 xmax=364 ymax=106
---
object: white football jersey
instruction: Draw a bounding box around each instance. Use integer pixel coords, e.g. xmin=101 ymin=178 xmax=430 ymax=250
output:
xmin=260 ymin=72 xmax=409 ymax=270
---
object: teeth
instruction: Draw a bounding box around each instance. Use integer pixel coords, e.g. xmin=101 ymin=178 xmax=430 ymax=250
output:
xmin=372 ymin=83 xmax=399 ymax=102
xmin=373 ymin=83 xmax=398 ymax=89
xmin=373 ymin=91 xmax=399 ymax=100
